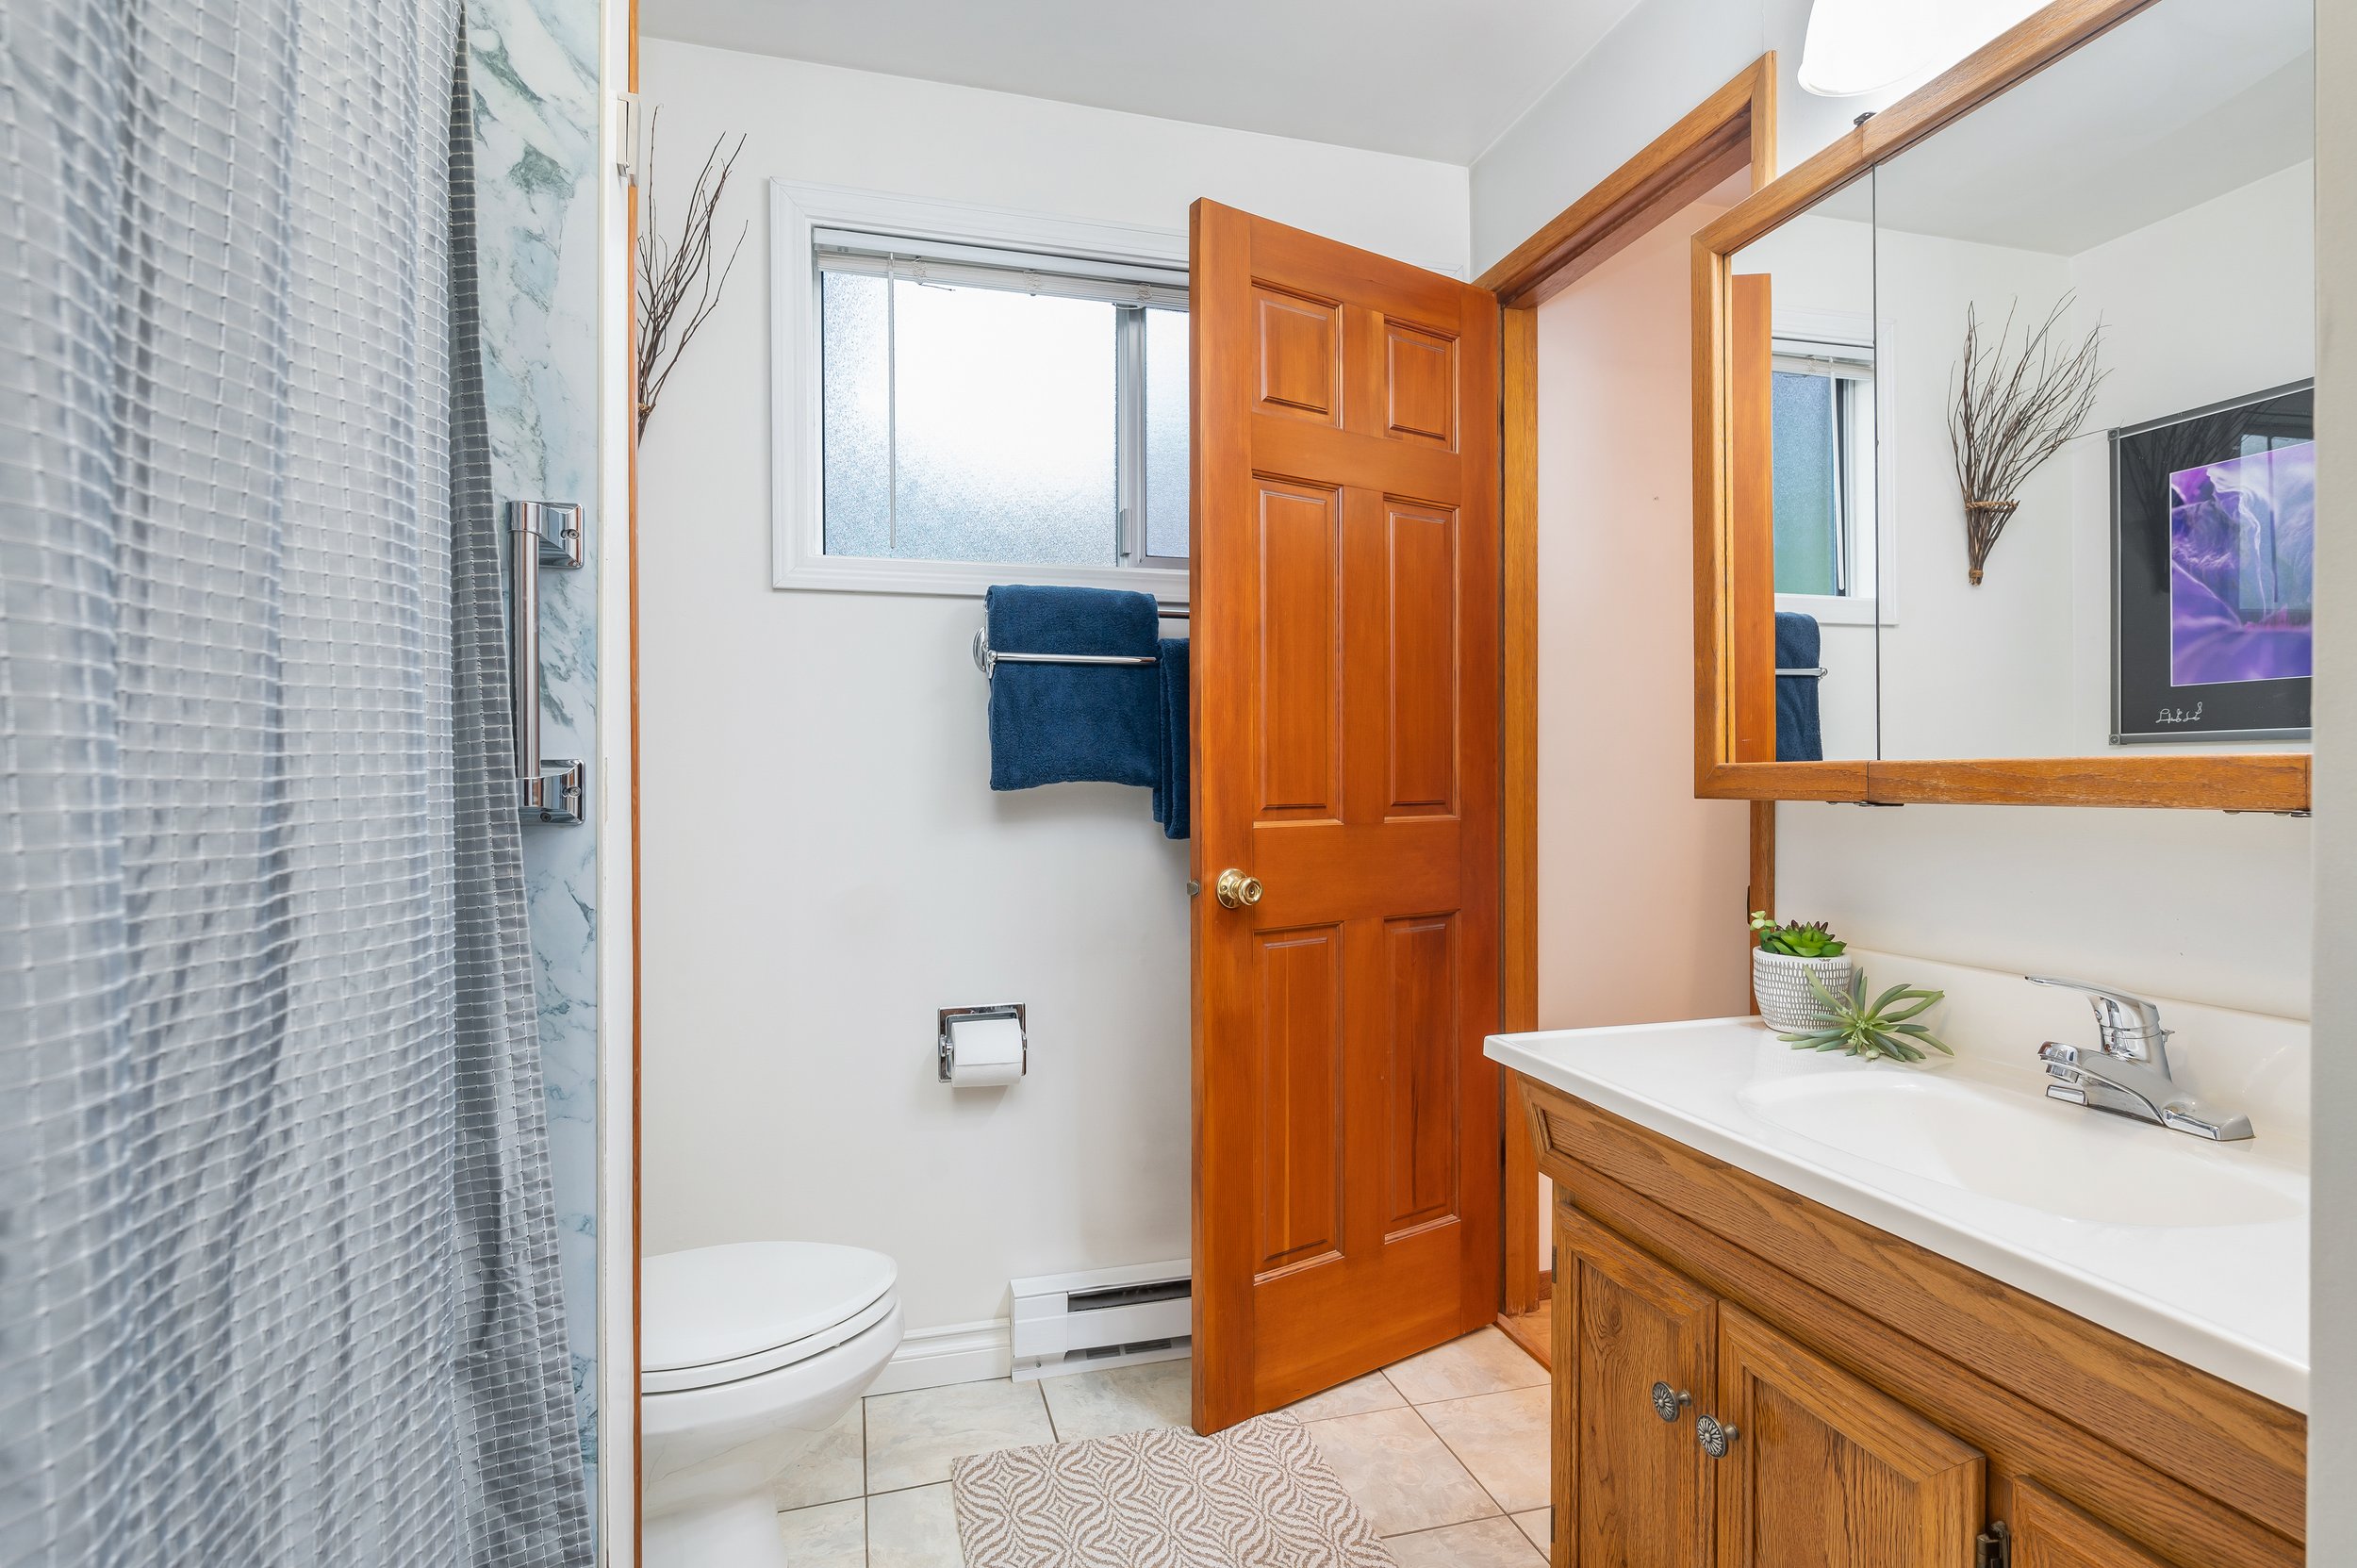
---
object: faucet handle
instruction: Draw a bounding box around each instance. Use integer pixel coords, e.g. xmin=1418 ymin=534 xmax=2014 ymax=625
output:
xmin=2025 ymin=976 xmax=2168 ymax=1059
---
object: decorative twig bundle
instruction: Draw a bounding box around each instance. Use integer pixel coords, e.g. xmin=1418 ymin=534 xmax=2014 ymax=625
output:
xmin=1947 ymin=296 xmax=2105 ymax=585
xmin=635 ymin=110 xmax=748 ymax=436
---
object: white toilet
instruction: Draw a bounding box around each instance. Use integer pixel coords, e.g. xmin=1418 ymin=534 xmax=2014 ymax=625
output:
xmin=641 ymin=1241 xmax=904 ymax=1568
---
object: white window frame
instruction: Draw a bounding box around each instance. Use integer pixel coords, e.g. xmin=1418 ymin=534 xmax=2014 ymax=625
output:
xmin=770 ymin=179 xmax=1191 ymax=601
xmin=1771 ymin=307 xmax=1899 ymax=628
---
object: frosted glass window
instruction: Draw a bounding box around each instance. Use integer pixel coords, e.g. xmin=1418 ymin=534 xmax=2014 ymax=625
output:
xmin=1144 ymin=306 xmax=1190 ymax=559
xmin=1772 ymin=370 xmax=1839 ymax=596
xmin=820 ymin=272 xmax=894 ymax=557
xmin=1769 ymin=358 xmax=1872 ymax=599
xmin=891 ymin=282 xmax=1114 ymax=564
xmin=816 ymin=248 xmax=1189 ymax=571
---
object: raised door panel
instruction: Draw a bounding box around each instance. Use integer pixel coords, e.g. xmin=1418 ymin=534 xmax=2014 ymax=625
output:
xmin=1253 ymin=926 xmax=1343 ymax=1277
xmin=1384 ymin=321 xmax=1458 ymax=447
xmin=1384 ymin=499 xmax=1459 ymax=812
xmin=1256 ymin=480 xmax=1342 ymax=817
xmin=2010 ymin=1480 xmax=2179 ymax=1568
xmin=1557 ymin=1208 xmax=1716 ymax=1568
xmin=1255 ymin=286 xmax=1343 ymax=424
xmin=1383 ymin=914 xmax=1458 ymax=1235
xmin=1714 ymin=1303 xmax=1983 ymax=1568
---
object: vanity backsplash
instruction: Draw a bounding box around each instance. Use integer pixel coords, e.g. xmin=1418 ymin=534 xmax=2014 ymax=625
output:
xmin=1842 ymin=947 xmax=2310 ymax=1147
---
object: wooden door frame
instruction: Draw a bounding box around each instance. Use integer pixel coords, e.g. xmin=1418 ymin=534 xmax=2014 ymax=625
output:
xmin=1476 ymin=54 xmax=1779 ymax=1321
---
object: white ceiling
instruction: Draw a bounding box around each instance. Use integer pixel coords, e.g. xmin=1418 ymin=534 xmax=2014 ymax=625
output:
xmin=1868 ymin=0 xmax=2312 ymax=255
xmin=636 ymin=0 xmax=1647 ymax=164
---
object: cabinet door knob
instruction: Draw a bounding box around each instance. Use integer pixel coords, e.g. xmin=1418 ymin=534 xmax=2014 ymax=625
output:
xmin=1696 ymin=1414 xmax=1739 ymax=1457
xmin=1650 ymin=1382 xmax=1691 ymax=1423
xmin=1214 ymin=868 xmax=1263 ymax=909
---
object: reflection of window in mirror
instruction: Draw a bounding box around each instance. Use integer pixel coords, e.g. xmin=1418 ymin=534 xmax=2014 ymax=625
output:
xmin=1770 ymin=337 xmax=1874 ymax=601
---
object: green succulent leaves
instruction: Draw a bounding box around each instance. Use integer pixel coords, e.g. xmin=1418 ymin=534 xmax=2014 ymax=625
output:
xmin=1778 ymin=969 xmax=1955 ymax=1065
xmin=1749 ymin=911 xmax=1847 ymax=958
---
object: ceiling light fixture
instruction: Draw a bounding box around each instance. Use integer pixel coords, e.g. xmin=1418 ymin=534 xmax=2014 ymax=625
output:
xmin=1797 ymin=0 xmax=2049 ymax=98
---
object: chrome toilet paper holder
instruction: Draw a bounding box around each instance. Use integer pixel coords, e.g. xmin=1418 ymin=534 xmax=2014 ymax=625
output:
xmin=938 ymin=1004 xmax=1027 ymax=1083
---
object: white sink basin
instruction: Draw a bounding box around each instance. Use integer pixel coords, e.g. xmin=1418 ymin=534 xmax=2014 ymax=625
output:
xmin=1484 ymin=1007 xmax=2310 ymax=1411
xmin=1735 ymin=1072 xmax=2301 ymax=1229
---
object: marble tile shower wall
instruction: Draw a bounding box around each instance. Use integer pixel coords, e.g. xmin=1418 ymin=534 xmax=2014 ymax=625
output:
xmin=467 ymin=0 xmax=604 ymax=1515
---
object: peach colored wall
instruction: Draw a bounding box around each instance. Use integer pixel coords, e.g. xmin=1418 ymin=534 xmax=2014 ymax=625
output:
xmin=1535 ymin=200 xmax=1755 ymax=1037
xmin=1532 ymin=198 xmax=1757 ymax=1264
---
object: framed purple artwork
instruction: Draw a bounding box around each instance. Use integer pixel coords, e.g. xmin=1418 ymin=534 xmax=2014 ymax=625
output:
xmin=2111 ymin=381 xmax=2313 ymax=745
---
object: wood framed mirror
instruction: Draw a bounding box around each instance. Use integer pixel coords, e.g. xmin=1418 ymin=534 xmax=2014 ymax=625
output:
xmin=1693 ymin=0 xmax=2315 ymax=811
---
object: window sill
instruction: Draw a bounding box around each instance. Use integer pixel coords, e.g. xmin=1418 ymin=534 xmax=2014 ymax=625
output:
xmin=775 ymin=551 xmax=1188 ymax=605
xmin=1776 ymin=592 xmax=1886 ymax=628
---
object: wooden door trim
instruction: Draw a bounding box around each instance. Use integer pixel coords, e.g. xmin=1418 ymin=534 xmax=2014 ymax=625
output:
xmin=1475 ymin=54 xmax=1776 ymax=308
xmin=1689 ymin=0 xmax=2313 ymax=813
xmin=1491 ymin=54 xmax=1778 ymax=1321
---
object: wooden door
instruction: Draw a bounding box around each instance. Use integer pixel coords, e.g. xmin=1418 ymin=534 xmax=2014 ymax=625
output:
xmin=1712 ymin=1304 xmax=1984 ymax=1568
xmin=2009 ymin=1480 xmax=2178 ymax=1568
xmin=1189 ymin=200 xmax=1502 ymax=1433
xmin=1557 ymin=1209 xmax=1716 ymax=1568
xmin=1726 ymin=273 xmax=1776 ymax=764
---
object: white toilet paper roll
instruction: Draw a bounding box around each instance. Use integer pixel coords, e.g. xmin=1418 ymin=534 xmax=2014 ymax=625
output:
xmin=945 ymin=1014 xmax=1025 ymax=1087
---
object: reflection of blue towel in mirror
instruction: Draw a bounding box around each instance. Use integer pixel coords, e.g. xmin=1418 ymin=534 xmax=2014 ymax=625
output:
xmin=1151 ymin=637 xmax=1189 ymax=840
xmin=986 ymin=585 xmax=1161 ymax=790
xmin=1775 ymin=611 xmax=1822 ymax=763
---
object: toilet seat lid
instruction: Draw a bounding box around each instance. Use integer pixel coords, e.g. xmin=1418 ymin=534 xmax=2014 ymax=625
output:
xmin=643 ymin=1241 xmax=898 ymax=1374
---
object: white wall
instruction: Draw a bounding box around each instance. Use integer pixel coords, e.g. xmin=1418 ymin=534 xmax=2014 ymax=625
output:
xmin=1479 ymin=0 xmax=2315 ymax=1032
xmin=633 ymin=40 xmax=1472 ymax=1337
xmin=1871 ymin=225 xmax=2079 ymax=759
xmin=2308 ymin=0 xmax=2354 ymax=1546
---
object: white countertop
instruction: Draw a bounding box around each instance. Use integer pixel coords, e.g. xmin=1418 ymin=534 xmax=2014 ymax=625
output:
xmin=1487 ymin=1013 xmax=2310 ymax=1411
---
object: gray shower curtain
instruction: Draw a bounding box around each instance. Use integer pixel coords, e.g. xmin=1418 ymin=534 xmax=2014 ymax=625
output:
xmin=0 ymin=0 xmax=595 ymax=1559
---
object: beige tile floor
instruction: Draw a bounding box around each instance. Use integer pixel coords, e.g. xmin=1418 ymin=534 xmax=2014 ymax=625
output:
xmin=771 ymin=1328 xmax=1551 ymax=1566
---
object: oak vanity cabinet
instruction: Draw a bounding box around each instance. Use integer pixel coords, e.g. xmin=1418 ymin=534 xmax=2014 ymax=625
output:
xmin=1531 ymin=1078 xmax=2306 ymax=1568
xmin=1558 ymin=1212 xmax=1984 ymax=1568
xmin=1714 ymin=1305 xmax=1985 ymax=1565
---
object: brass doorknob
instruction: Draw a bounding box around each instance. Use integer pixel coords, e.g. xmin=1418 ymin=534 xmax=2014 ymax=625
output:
xmin=1214 ymin=868 xmax=1263 ymax=910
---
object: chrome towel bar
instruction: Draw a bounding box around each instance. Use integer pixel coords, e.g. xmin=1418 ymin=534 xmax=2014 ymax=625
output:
xmin=972 ymin=608 xmax=1189 ymax=678
xmin=1776 ymin=666 xmax=1829 ymax=679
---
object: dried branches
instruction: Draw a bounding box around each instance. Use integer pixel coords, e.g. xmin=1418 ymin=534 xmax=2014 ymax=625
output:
xmin=635 ymin=109 xmax=747 ymax=436
xmin=1948 ymin=296 xmax=2106 ymax=585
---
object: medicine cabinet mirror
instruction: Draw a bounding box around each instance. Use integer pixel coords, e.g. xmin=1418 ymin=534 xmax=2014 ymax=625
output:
xmin=1694 ymin=0 xmax=2315 ymax=810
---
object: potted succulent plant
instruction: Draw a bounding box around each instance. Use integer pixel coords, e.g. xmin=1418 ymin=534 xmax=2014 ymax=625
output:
xmin=1748 ymin=913 xmax=1855 ymax=1032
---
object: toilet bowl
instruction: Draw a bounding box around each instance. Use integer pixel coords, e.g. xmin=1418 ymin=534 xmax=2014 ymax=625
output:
xmin=641 ymin=1241 xmax=904 ymax=1568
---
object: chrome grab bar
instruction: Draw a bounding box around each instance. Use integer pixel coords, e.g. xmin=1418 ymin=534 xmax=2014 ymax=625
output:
xmin=506 ymin=501 xmax=586 ymax=826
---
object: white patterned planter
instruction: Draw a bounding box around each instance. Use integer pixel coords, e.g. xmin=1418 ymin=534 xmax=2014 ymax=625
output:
xmin=1754 ymin=951 xmax=1855 ymax=1033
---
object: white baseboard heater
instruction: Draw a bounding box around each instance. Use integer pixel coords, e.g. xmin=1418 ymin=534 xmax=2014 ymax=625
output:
xmin=1010 ymin=1258 xmax=1192 ymax=1382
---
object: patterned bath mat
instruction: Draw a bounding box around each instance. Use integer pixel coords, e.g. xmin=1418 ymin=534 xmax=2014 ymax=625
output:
xmin=949 ymin=1411 xmax=1396 ymax=1568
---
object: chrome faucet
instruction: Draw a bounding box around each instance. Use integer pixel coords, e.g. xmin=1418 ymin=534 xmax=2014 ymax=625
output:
xmin=2028 ymin=976 xmax=2252 ymax=1141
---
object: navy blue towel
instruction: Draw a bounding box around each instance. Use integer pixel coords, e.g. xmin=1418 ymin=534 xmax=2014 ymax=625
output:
xmin=1151 ymin=637 xmax=1190 ymax=840
xmin=986 ymin=585 xmax=1162 ymax=791
xmin=1775 ymin=611 xmax=1823 ymax=763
